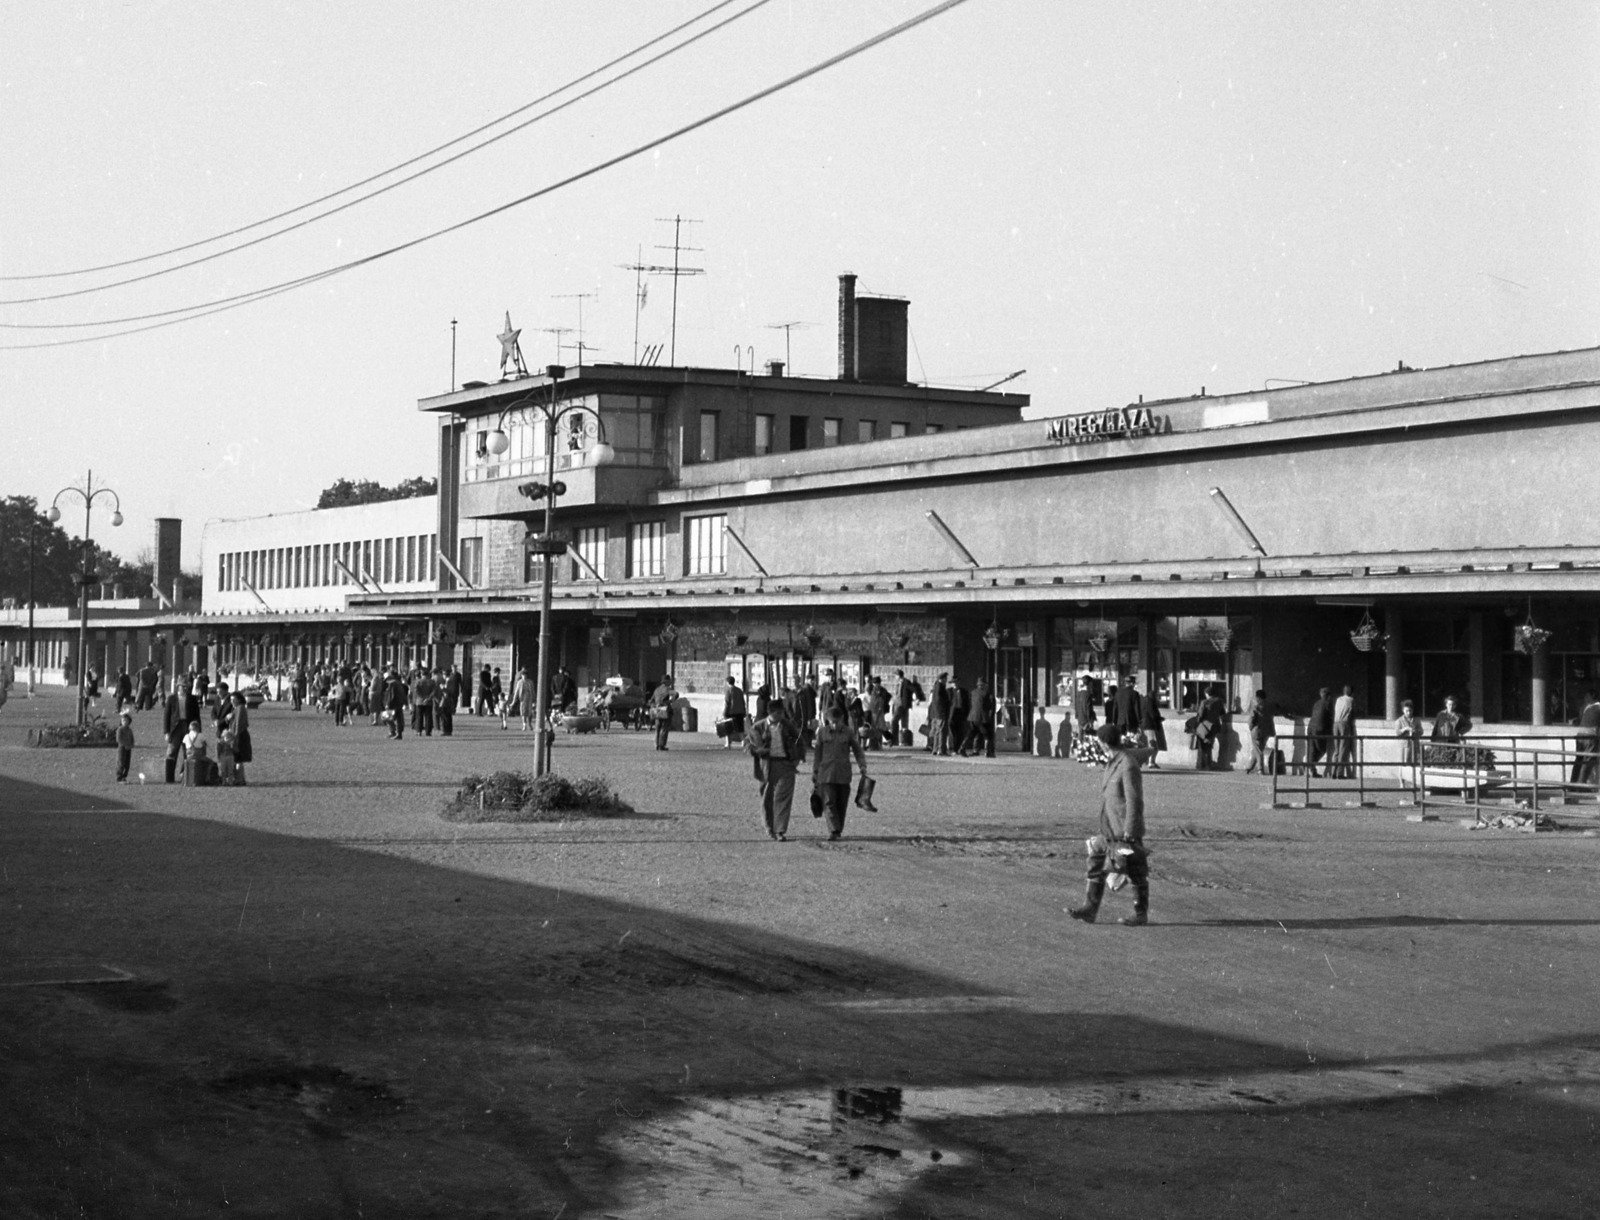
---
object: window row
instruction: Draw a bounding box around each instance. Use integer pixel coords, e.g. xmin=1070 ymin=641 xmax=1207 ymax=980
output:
xmin=218 ymin=535 xmax=438 ymax=593
xmin=744 ymin=412 xmax=949 ymax=458
xmin=509 ymin=515 xmax=729 ymax=583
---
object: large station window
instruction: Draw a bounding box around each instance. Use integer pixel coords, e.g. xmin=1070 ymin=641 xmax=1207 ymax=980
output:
xmin=686 ymin=514 xmax=727 ymax=576
xmin=1051 ymin=616 xmax=1255 ymax=713
xmin=571 ymin=527 xmax=606 ymax=582
xmin=458 ymin=537 xmax=483 ymax=588
xmin=628 ymin=522 xmax=664 ymax=578
xmin=754 ymin=414 xmax=774 ymax=457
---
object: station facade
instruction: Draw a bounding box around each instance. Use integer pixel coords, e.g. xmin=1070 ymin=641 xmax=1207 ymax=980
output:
xmin=6 ymin=277 xmax=1599 ymax=759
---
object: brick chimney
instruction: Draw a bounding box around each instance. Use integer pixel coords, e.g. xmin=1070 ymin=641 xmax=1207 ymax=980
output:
xmin=837 ymin=273 xmax=857 ymax=380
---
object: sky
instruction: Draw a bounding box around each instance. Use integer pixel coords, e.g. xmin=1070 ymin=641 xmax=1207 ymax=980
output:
xmin=2 ymin=0 xmax=1598 ymax=568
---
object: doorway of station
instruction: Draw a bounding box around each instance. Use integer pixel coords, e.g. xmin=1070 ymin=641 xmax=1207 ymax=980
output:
xmin=991 ymin=645 xmax=1034 ymax=752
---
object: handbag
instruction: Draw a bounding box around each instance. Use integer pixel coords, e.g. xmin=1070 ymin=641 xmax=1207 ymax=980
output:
xmin=715 ymin=716 xmax=733 ymax=738
xmin=853 ymin=775 xmax=877 ymax=811
xmin=809 ymin=787 xmax=824 ymax=818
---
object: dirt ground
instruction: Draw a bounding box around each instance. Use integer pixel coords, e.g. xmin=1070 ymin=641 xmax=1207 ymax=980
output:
xmin=1 ymin=689 xmax=1597 ymax=1218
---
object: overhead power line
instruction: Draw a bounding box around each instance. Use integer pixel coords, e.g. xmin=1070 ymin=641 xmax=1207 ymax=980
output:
xmin=0 ymin=0 xmax=775 ymax=311
xmin=0 ymin=0 xmax=748 ymax=284
xmin=0 ymin=0 xmax=971 ymax=351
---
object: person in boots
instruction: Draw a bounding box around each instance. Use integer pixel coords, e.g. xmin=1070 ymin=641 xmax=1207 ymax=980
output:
xmin=162 ymin=677 xmax=188 ymax=783
xmin=1067 ymin=723 xmax=1151 ymax=926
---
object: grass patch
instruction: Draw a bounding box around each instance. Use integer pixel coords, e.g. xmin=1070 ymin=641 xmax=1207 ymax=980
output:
xmin=440 ymin=771 xmax=634 ymax=823
xmin=28 ymin=718 xmax=119 ymax=749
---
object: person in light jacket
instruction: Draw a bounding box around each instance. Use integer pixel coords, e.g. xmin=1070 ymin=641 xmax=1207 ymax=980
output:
xmin=1068 ymin=724 xmax=1153 ymax=926
xmin=811 ymin=704 xmax=868 ymax=841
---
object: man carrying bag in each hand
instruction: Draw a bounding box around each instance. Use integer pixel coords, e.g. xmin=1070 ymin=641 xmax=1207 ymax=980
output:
xmin=1067 ymin=724 xmax=1153 ymax=926
xmin=812 ymin=703 xmax=869 ymax=841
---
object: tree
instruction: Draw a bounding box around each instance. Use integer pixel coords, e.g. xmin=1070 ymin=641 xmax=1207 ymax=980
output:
xmin=316 ymin=476 xmax=437 ymax=510
xmin=0 ymin=495 xmax=138 ymax=607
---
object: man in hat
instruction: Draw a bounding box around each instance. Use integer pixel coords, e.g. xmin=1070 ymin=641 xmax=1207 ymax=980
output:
xmin=1067 ymin=724 xmax=1152 ymax=926
xmin=746 ymin=702 xmax=802 ymax=840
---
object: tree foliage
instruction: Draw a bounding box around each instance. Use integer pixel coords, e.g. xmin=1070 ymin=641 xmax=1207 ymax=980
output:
xmin=316 ymin=476 xmax=437 ymax=510
xmin=0 ymin=496 xmax=198 ymax=608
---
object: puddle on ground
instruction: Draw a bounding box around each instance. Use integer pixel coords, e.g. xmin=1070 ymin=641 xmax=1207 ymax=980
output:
xmin=598 ymin=1045 xmax=1600 ymax=1218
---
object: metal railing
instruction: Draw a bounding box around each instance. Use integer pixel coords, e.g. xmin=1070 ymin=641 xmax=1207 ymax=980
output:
xmin=1264 ymin=732 xmax=1599 ymax=823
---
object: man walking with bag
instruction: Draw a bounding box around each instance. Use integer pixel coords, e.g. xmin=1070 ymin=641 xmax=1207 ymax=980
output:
xmin=1067 ymin=724 xmax=1152 ymax=926
xmin=746 ymin=703 xmax=801 ymax=840
xmin=812 ymin=704 xmax=869 ymax=841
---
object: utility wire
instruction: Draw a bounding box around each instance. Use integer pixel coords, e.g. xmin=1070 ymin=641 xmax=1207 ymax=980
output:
xmin=0 ymin=0 xmax=745 ymax=283
xmin=1 ymin=0 xmax=971 ymax=351
xmin=0 ymin=0 xmax=774 ymax=310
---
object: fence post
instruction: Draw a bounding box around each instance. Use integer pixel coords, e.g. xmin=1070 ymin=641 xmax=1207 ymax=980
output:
xmin=1357 ymin=734 xmax=1366 ymax=806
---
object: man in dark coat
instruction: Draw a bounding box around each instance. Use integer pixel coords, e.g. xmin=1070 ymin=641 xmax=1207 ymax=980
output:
xmin=440 ymin=666 xmax=461 ymax=736
xmin=1111 ymin=682 xmax=1143 ymax=737
xmin=721 ymin=676 xmax=747 ymax=749
xmin=962 ymin=679 xmax=997 ymax=757
xmin=1245 ymin=691 xmax=1276 ymax=774
xmin=384 ymin=669 xmax=409 ymax=740
xmin=162 ymin=678 xmax=188 ymax=783
xmin=947 ymin=680 xmax=970 ymax=753
xmin=790 ymin=677 xmax=819 ymax=751
xmin=650 ymin=675 xmax=676 ymax=750
xmin=1307 ymin=687 xmax=1334 ymax=776
xmin=1073 ymin=675 xmax=1098 ymax=737
xmin=927 ymin=674 xmax=951 ymax=756
xmin=1571 ymin=690 xmax=1600 ymax=786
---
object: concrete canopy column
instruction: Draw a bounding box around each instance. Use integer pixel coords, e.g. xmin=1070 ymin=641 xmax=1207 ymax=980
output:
xmin=1531 ymin=632 xmax=1550 ymax=727
xmin=1384 ymin=606 xmax=1404 ymax=722
xmin=1468 ymin=612 xmax=1486 ymax=724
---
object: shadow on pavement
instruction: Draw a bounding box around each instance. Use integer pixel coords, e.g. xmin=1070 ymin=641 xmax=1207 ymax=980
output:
xmin=2 ymin=770 xmax=1597 ymax=1218
xmin=1186 ymin=915 xmax=1600 ymax=929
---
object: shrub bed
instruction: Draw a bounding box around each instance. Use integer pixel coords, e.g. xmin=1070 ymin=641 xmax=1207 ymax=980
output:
xmin=440 ymin=771 xmax=634 ymax=823
xmin=29 ymin=719 xmax=119 ymax=749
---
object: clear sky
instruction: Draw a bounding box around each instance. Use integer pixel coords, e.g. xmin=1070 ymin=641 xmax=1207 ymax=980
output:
xmin=3 ymin=0 xmax=1597 ymax=567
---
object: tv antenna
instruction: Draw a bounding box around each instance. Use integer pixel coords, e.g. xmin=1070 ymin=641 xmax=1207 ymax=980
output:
xmin=537 ymin=326 xmax=572 ymax=365
xmin=764 ymin=321 xmax=815 ymax=373
xmin=619 ymin=215 xmax=703 ymax=366
xmin=553 ymin=291 xmax=599 ymax=367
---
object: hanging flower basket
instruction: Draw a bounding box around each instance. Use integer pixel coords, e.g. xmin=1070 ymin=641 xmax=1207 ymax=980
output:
xmin=1513 ymin=623 xmax=1552 ymax=655
xmin=1210 ymin=628 xmax=1234 ymax=653
xmin=983 ymin=624 xmax=1002 ymax=650
xmin=660 ymin=621 xmax=679 ymax=644
xmin=1087 ymin=632 xmax=1112 ymax=654
xmin=1349 ymin=610 xmax=1387 ymax=653
xmin=802 ymin=624 xmax=824 ymax=649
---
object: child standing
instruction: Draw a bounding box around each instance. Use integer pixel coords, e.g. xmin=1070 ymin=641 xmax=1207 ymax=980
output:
xmin=115 ymin=710 xmax=135 ymax=782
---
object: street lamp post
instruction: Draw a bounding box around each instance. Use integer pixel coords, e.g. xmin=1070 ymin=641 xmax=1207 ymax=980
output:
xmin=486 ymin=366 xmax=613 ymax=776
xmin=48 ymin=471 xmax=123 ymax=726
xmin=26 ymin=514 xmax=37 ymax=695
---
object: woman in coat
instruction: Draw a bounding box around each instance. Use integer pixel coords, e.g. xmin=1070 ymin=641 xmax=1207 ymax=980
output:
xmin=811 ymin=704 xmax=869 ymax=840
xmin=225 ymin=691 xmax=252 ymax=785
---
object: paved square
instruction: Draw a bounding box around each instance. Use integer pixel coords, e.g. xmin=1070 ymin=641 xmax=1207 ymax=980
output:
xmin=2 ymin=690 xmax=1597 ymax=1217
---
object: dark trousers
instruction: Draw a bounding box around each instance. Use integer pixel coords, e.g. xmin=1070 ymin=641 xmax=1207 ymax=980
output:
xmin=819 ymin=781 xmax=851 ymax=837
xmin=1082 ymin=840 xmax=1150 ymax=915
xmin=1307 ymin=736 xmax=1330 ymax=776
xmin=164 ymin=740 xmax=182 ymax=783
xmin=116 ymin=747 xmax=132 ymax=781
xmin=389 ymin=710 xmax=404 ymax=739
xmin=438 ymin=706 xmax=453 ymax=737
xmin=961 ymin=722 xmax=994 ymax=757
xmin=655 ymin=716 xmax=670 ymax=750
xmin=762 ymin=761 xmax=796 ymax=837
xmin=416 ymin=703 xmax=434 ymax=736
xmin=1572 ymin=738 xmax=1598 ymax=786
